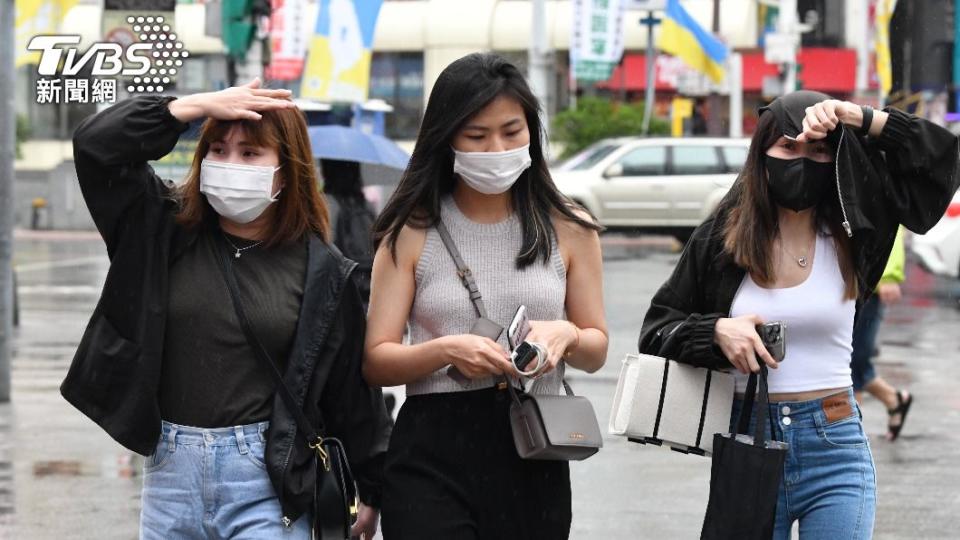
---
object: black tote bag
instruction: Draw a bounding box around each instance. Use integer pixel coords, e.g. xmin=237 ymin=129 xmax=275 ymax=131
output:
xmin=700 ymin=365 xmax=788 ymax=540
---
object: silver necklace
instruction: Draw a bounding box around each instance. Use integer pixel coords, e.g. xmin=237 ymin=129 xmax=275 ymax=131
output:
xmin=223 ymin=234 xmax=263 ymax=259
xmin=779 ymin=238 xmax=812 ymax=268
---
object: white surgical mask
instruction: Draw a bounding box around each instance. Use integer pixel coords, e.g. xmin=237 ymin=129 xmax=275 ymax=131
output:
xmin=199 ymin=159 xmax=282 ymax=224
xmin=452 ymin=144 xmax=532 ymax=195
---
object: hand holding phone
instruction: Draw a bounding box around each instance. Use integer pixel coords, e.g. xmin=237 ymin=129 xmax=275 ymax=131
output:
xmin=756 ymin=321 xmax=787 ymax=363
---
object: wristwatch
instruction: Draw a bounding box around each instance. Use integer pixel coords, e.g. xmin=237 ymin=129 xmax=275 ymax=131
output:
xmin=858 ymin=105 xmax=874 ymax=137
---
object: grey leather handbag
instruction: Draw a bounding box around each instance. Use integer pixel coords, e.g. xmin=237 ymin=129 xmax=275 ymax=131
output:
xmin=507 ymin=379 xmax=603 ymax=461
xmin=435 ymin=220 xmax=603 ymax=461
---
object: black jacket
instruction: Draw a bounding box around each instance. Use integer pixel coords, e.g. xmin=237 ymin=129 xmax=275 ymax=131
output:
xmin=60 ymin=95 xmax=391 ymax=521
xmin=639 ymin=108 xmax=960 ymax=369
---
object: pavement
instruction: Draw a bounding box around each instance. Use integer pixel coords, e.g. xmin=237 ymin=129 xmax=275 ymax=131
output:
xmin=2 ymin=230 xmax=959 ymax=539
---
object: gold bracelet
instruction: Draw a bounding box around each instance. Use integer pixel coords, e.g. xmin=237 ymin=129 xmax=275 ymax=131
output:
xmin=565 ymin=323 xmax=580 ymax=358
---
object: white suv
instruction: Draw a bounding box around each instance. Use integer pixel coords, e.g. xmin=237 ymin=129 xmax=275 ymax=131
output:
xmin=551 ymin=137 xmax=750 ymax=241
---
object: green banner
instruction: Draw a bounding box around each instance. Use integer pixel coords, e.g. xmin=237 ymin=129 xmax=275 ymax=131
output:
xmin=575 ymin=60 xmax=618 ymax=81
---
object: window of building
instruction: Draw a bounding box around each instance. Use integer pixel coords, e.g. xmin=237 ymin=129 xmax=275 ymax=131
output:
xmin=798 ymin=0 xmax=845 ymax=48
xmin=369 ymin=52 xmax=424 ymax=139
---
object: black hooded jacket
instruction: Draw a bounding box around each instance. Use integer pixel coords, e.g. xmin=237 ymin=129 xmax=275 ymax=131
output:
xmin=639 ymin=95 xmax=960 ymax=369
xmin=60 ymin=95 xmax=391 ymax=522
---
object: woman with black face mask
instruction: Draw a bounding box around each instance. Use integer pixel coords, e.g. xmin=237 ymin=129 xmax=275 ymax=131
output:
xmin=639 ymin=90 xmax=960 ymax=539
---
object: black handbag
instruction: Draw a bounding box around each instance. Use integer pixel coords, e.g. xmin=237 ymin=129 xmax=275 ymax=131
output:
xmin=213 ymin=233 xmax=357 ymax=540
xmin=700 ymin=365 xmax=787 ymax=540
xmin=434 ymin=220 xmax=602 ymax=461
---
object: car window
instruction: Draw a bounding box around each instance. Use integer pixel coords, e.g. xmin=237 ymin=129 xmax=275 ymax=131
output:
xmin=617 ymin=146 xmax=667 ymax=176
xmin=559 ymin=143 xmax=620 ymax=171
xmin=670 ymin=146 xmax=725 ymax=175
xmin=720 ymin=146 xmax=749 ymax=173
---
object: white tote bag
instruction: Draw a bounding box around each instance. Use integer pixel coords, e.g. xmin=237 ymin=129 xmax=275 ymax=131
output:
xmin=609 ymin=354 xmax=734 ymax=456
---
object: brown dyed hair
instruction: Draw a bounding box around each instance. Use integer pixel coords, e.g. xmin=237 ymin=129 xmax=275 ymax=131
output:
xmin=722 ymin=112 xmax=858 ymax=300
xmin=173 ymin=107 xmax=329 ymax=246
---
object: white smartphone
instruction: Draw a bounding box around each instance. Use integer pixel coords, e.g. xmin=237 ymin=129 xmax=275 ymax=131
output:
xmin=507 ymin=305 xmax=531 ymax=351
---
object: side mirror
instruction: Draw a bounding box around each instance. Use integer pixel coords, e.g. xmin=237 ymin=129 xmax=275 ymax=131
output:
xmin=603 ymin=163 xmax=624 ymax=178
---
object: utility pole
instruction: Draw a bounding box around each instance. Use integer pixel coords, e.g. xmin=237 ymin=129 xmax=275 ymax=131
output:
xmin=641 ymin=13 xmax=661 ymax=135
xmin=706 ymin=0 xmax=722 ymax=135
xmin=728 ymin=52 xmax=743 ymax=138
xmin=0 ymin=0 xmax=15 ymax=402
xmin=779 ymin=0 xmax=799 ymax=93
xmin=529 ymin=0 xmax=552 ymax=137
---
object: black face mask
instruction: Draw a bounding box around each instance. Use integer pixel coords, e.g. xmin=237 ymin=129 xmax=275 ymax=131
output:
xmin=765 ymin=156 xmax=834 ymax=212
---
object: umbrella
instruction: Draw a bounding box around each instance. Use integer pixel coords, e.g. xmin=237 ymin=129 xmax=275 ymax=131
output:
xmin=307 ymin=125 xmax=410 ymax=170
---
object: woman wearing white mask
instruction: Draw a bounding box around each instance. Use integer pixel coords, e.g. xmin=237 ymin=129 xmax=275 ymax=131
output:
xmin=62 ymin=79 xmax=391 ymax=539
xmin=363 ymin=53 xmax=609 ymax=539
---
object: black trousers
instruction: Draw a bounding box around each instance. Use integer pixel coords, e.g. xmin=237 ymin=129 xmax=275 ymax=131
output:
xmin=381 ymin=387 xmax=572 ymax=540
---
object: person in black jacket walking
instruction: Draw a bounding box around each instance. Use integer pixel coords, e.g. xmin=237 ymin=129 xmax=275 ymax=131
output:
xmin=640 ymin=91 xmax=959 ymax=539
xmin=62 ymin=79 xmax=391 ymax=539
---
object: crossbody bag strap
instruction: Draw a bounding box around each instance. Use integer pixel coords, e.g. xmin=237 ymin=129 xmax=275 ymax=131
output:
xmin=436 ymin=219 xmax=526 ymax=394
xmin=436 ymin=220 xmax=489 ymax=319
xmin=212 ymin=233 xmax=323 ymax=445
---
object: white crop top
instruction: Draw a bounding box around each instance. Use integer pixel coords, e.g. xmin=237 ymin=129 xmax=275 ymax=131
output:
xmin=730 ymin=232 xmax=856 ymax=394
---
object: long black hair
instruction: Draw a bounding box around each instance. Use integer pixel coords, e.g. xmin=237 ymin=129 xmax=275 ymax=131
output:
xmin=372 ymin=52 xmax=600 ymax=268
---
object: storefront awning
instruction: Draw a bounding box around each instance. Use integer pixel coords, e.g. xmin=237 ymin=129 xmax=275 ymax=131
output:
xmin=599 ymin=48 xmax=858 ymax=94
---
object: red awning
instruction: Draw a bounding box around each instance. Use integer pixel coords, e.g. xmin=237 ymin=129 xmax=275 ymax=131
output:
xmin=599 ymin=48 xmax=858 ymax=94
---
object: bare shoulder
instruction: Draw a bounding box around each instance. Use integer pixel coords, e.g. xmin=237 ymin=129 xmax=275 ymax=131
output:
xmin=377 ymin=223 xmax=428 ymax=272
xmin=553 ymin=206 xmax=600 ymax=244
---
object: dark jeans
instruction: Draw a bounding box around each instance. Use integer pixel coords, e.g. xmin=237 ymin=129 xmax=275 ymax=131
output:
xmin=381 ymin=387 xmax=572 ymax=540
xmin=851 ymin=294 xmax=884 ymax=391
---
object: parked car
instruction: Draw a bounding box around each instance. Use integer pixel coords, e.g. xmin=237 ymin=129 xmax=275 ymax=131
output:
xmin=551 ymin=137 xmax=750 ymax=242
xmin=912 ymin=190 xmax=960 ymax=279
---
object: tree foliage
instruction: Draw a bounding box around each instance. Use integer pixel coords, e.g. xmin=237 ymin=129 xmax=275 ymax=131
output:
xmin=551 ymin=97 xmax=669 ymax=159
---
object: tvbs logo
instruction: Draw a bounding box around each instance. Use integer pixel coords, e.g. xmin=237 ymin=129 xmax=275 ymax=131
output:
xmin=28 ymin=15 xmax=189 ymax=104
xmin=28 ymin=35 xmax=153 ymax=77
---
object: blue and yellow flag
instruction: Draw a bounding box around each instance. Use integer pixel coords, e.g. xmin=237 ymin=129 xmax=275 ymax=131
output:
xmin=657 ymin=0 xmax=728 ymax=84
xmin=300 ymin=0 xmax=383 ymax=102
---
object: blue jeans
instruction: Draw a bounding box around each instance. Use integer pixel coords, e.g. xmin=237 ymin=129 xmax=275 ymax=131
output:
xmin=139 ymin=421 xmax=312 ymax=539
xmin=851 ymin=294 xmax=884 ymax=390
xmin=731 ymin=389 xmax=876 ymax=539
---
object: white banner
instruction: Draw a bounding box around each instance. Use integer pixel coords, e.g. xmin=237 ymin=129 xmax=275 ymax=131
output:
xmin=265 ymin=0 xmax=310 ymax=81
xmin=571 ymin=0 xmax=626 ymax=64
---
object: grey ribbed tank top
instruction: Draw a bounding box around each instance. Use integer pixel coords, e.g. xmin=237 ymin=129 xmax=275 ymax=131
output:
xmin=406 ymin=196 xmax=568 ymax=396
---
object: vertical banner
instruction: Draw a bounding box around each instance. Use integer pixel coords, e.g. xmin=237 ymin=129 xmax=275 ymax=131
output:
xmin=570 ymin=0 xmax=626 ymax=82
xmin=15 ymin=0 xmax=78 ymax=67
xmin=874 ymin=0 xmax=897 ymax=98
xmin=265 ymin=0 xmax=309 ymax=80
xmin=300 ymin=0 xmax=383 ymax=102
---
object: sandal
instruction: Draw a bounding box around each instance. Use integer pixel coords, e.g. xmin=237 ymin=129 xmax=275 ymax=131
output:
xmin=887 ymin=390 xmax=913 ymax=441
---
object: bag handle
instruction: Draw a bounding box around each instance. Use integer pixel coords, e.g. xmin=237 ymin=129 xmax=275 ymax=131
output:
xmin=212 ymin=233 xmax=325 ymax=446
xmin=734 ymin=365 xmax=776 ymax=448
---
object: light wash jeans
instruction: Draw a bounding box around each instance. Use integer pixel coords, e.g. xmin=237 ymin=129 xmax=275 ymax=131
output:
xmin=732 ymin=388 xmax=877 ymax=540
xmin=139 ymin=420 xmax=312 ymax=539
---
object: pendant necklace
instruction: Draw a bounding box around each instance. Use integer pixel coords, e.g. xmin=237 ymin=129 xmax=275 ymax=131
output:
xmin=780 ymin=238 xmax=811 ymax=268
xmin=223 ymin=233 xmax=263 ymax=259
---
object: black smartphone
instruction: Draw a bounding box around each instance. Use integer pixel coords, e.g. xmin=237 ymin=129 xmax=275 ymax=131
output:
xmin=512 ymin=341 xmax=539 ymax=372
xmin=756 ymin=321 xmax=787 ymax=363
